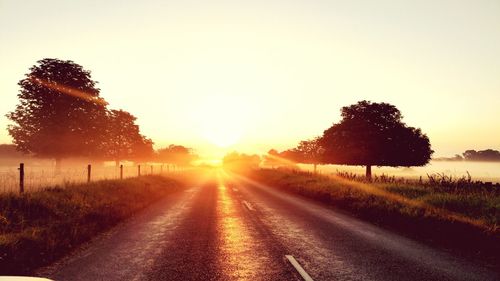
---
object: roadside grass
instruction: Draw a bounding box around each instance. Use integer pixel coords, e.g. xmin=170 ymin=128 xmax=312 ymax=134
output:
xmin=250 ymin=168 xmax=499 ymax=261
xmin=0 ymin=175 xmax=183 ymax=274
xmin=380 ymin=183 xmax=499 ymax=227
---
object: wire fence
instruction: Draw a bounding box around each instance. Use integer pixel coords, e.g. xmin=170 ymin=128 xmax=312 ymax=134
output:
xmin=0 ymin=163 xmax=177 ymax=194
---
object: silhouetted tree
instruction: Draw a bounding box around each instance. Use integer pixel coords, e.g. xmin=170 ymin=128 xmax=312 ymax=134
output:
xmin=262 ymin=149 xmax=299 ymax=169
xmin=279 ymin=149 xmax=301 ymax=162
xmin=0 ymin=144 xmax=24 ymax=158
xmin=103 ymin=109 xmax=150 ymax=166
xmin=130 ymin=136 xmax=155 ymax=164
xmin=6 ymin=58 xmax=108 ymax=171
xmin=463 ymin=149 xmax=500 ymax=161
xmin=320 ymin=101 xmax=433 ymax=179
xmin=222 ymin=152 xmax=261 ymax=172
xmin=262 ymin=149 xmax=281 ymax=168
xmin=157 ymin=145 xmax=198 ymax=167
xmin=292 ymin=137 xmax=324 ymax=173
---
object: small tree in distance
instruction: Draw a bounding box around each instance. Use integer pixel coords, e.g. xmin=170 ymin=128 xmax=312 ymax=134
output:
xmin=292 ymin=137 xmax=324 ymax=174
xmin=320 ymin=100 xmax=433 ymax=179
xmin=222 ymin=152 xmax=261 ymax=172
xmin=157 ymin=145 xmax=198 ymax=167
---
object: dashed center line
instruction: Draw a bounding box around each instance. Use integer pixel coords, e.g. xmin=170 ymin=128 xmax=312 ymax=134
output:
xmin=242 ymin=200 xmax=255 ymax=211
xmin=285 ymin=255 xmax=315 ymax=281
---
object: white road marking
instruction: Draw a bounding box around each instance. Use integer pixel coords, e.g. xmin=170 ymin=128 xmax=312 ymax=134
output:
xmin=232 ymin=187 xmax=239 ymax=192
xmin=285 ymin=255 xmax=315 ymax=281
xmin=242 ymin=200 xmax=255 ymax=211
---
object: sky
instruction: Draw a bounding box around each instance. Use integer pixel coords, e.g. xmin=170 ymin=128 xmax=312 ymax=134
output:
xmin=1 ymin=0 xmax=499 ymax=159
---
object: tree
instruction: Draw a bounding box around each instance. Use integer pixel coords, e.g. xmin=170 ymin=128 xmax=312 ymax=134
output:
xmin=262 ymin=149 xmax=281 ymax=168
xmin=130 ymin=136 xmax=155 ymax=163
xmin=103 ymin=109 xmax=151 ymax=166
xmin=6 ymin=58 xmax=108 ymax=170
xmin=262 ymin=149 xmax=299 ymax=169
xmin=292 ymin=137 xmax=324 ymax=173
xmin=320 ymin=100 xmax=433 ymax=179
xmin=463 ymin=149 xmax=500 ymax=161
xmin=222 ymin=152 xmax=261 ymax=172
xmin=0 ymin=144 xmax=28 ymax=166
xmin=157 ymin=145 xmax=198 ymax=167
xmin=0 ymin=144 xmax=24 ymax=158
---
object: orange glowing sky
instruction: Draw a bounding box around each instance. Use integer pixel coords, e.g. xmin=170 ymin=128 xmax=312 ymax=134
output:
xmin=1 ymin=0 xmax=499 ymax=159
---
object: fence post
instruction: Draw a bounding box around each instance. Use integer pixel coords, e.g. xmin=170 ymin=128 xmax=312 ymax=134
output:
xmin=87 ymin=164 xmax=91 ymax=183
xmin=151 ymin=165 xmax=153 ymax=175
xmin=120 ymin=164 xmax=124 ymax=180
xmin=19 ymin=163 xmax=24 ymax=193
xmin=167 ymin=164 xmax=170 ymax=173
xmin=160 ymin=165 xmax=163 ymax=174
xmin=138 ymin=165 xmax=141 ymax=177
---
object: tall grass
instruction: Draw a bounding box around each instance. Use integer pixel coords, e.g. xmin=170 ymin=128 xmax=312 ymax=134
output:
xmin=251 ymin=168 xmax=499 ymax=262
xmin=0 ymin=175 xmax=183 ymax=274
xmin=0 ymin=164 xmax=169 ymax=193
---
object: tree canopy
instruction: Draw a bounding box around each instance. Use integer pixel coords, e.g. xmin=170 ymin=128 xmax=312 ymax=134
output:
xmin=157 ymin=145 xmax=198 ymax=166
xmin=103 ymin=109 xmax=154 ymax=166
xmin=463 ymin=149 xmax=500 ymax=161
xmin=6 ymin=58 xmax=157 ymax=167
xmin=320 ymin=100 xmax=433 ymax=178
xmin=223 ymin=152 xmax=261 ymax=172
xmin=270 ymin=138 xmax=324 ymax=173
xmin=0 ymin=144 xmax=24 ymax=158
xmin=262 ymin=149 xmax=298 ymax=169
xmin=291 ymin=137 xmax=323 ymax=173
xmin=7 ymin=59 xmax=108 ymax=167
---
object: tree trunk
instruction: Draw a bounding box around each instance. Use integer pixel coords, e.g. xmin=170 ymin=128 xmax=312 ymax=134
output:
xmin=313 ymin=163 xmax=317 ymax=174
xmin=55 ymin=158 xmax=62 ymax=174
xmin=366 ymin=165 xmax=372 ymax=181
xmin=115 ymin=159 xmax=120 ymax=167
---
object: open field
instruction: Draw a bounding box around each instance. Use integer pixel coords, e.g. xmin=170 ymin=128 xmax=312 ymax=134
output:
xmin=249 ymin=168 xmax=500 ymax=261
xmin=0 ymin=175 xmax=183 ymax=274
xmin=298 ymin=160 xmax=500 ymax=183
xmin=0 ymin=163 xmax=177 ymax=193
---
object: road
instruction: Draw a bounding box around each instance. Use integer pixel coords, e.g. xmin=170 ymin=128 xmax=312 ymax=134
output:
xmin=41 ymin=171 xmax=498 ymax=281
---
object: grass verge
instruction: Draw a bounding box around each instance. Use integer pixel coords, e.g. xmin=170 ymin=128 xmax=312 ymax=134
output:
xmin=0 ymin=175 xmax=183 ymax=275
xmin=250 ymin=169 xmax=499 ymax=264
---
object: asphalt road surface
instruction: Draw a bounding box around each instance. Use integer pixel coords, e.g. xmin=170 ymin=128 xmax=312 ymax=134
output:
xmin=41 ymin=171 xmax=499 ymax=281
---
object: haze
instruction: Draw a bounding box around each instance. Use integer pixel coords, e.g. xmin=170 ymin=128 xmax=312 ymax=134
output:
xmin=1 ymin=0 xmax=500 ymax=159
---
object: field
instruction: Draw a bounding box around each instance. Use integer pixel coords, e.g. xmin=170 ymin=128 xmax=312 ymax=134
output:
xmin=297 ymin=160 xmax=500 ymax=183
xmin=250 ymin=168 xmax=500 ymax=260
xmin=0 ymin=175 xmax=184 ymax=274
xmin=0 ymin=161 xmax=175 ymax=193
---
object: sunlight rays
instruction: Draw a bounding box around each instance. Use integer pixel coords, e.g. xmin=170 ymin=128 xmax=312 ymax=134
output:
xmin=229 ymin=170 xmax=490 ymax=231
xmin=29 ymin=76 xmax=107 ymax=106
xmin=215 ymin=170 xmax=262 ymax=280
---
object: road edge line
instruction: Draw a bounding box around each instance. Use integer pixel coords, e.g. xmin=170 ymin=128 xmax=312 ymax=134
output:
xmin=285 ymin=255 xmax=315 ymax=281
xmin=242 ymin=200 xmax=255 ymax=211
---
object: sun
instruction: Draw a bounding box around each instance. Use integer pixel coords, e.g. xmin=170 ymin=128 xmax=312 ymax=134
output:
xmin=195 ymin=95 xmax=250 ymax=148
xmin=203 ymin=124 xmax=242 ymax=147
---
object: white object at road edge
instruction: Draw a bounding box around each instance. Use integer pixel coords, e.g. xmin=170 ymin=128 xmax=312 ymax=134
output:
xmin=285 ymin=255 xmax=315 ymax=281
xmin=242 ymin=200 xmax=255 ymax=211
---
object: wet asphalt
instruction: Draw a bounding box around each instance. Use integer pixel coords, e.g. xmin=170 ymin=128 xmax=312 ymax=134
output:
xmin=41 ymin=171 xmax=499 ymax=281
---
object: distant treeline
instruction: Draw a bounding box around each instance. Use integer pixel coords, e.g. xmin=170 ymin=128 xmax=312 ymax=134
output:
xmin=435 ymin=149 xmax=500 ymax=162
xmin=0 ymin=143 xmax=197 ymax=167
xmin=0 ymin=144 xmax=23 ymax=158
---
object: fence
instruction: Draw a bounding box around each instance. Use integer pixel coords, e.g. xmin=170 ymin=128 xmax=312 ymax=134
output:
xmin=0 ymin=163 xmax=180 ymax=194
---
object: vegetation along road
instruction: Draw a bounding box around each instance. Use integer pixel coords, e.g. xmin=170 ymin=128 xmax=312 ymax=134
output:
xmin=39 ymin=170 xmax=498 ymax=281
